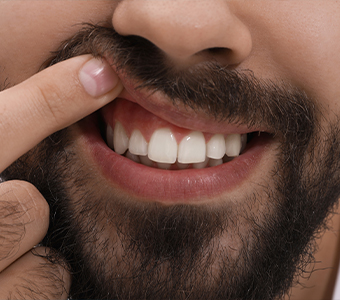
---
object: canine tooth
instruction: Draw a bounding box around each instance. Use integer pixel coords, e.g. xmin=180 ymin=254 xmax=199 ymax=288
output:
xmin=241 ymin=134 xmax=247 ymax=152
xmin=129 ymin=129 xmax=148 ymax=156
xmin=157 ymin=163 xmax=172 ymax=170
xmin=125 ymin=150 xmax=140 ymax=163
xmin=193 ymin=157 xmax=209 ymax=169
xmin=225 ymin=134 xmax=242 ymax=157
xmin=178 ymin=131 xmax=206 ymax=164
xmin=148 ymin=128 xmax=177 ymax=163
xmin=209 ymin=158 xmax=223 ymax=167
xmin=106 ymin=125 xmax=114 ymax=149
xmin=140 ymin=155 xmax=154 ymax=167
xmin=207 ymin=134 xmax=226 ymax=159
xmin=113 ymin=122 xmax=129 ymax=154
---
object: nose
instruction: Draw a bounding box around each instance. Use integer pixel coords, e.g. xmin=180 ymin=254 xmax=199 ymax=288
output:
xmin=112 ymin=0 xmax=252 ymax=66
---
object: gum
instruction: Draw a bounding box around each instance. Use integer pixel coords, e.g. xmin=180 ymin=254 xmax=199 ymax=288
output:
xmin=102 ymin=99 xmax=217 ymax=144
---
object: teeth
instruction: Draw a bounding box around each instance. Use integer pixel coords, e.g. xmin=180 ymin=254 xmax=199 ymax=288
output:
xmin=225 ymin=134 xmax=242 ymax=157
xmin=125 ymin=150 xmax=140 ymax=163
xmin=129 ymin=129 xmax=148 ymax=156
xmin=176 ymin=162 xmax=190 ymax=170
xmin=206 ymin=134 xmax=226 ymax=159
xmin=157 ymin=163 xmax=172 ymax=170
xmin=140 ymin=155 xmax=154 ymax=167
xmin=209 ymin=158 xmax=223 ymax=167
xmin=241 ymin=134 xmax=247 ymax=153
xmin=193 ymin=157 xmax=209 ymax=169
xmin=223 ymin=155 xmax=233 ymax=163
xmin=113 ymin=122 xmax=129 ymax=154
xmin=148 ymin=128 xmax=177 ymax=164
xmin=107 ymin=122 xmax=248 ymax=168
xmin=178 ymin=131 xmax=206 ymax=164
xmin=106 ymin=125 xmax=114 ymax=149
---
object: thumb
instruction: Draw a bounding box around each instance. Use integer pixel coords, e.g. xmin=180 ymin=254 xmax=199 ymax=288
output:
xmin=0 ymin=55 xmax=123 ymax=171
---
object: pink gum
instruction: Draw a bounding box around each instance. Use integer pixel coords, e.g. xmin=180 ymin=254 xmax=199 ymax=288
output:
xmin=102 ymin=99 xmax=217 ymax=143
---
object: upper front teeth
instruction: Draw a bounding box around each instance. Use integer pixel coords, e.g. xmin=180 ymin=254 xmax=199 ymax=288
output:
xmin=206 ymin=134 xmax=226 ymax=159
xmin=129 ymin=129 xmax=148 ymax=156
xmin=225 ymin=134 xmax=242 ymax=157
xmin=148 ymin=128 xmax=177 ymax=163
xmin=178 ymin=131 xmax=206 ymax=164
xmin=112 ymin=122 xmax=129 ymax=154
xmin=107 ymin=122 xmax=246 ymax=165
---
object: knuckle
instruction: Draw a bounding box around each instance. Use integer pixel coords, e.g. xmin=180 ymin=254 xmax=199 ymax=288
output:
xmin=9 ymin=248 xmax=70 ymax=300
xmin=0 ymin=181 xmax=49 ymax=259
xmin=18 ymin=181 xmax=50 ymax=223
xmin=12 ymin=269 xmax=68 ymax=300
xmin=0 ymin=199 xmax=26 ymax=259
xmin=0 ymin=180 xmax=49 ymax=224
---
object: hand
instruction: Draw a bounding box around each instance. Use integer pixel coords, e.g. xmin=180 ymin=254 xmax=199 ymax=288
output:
xmin=0 ymin=55 xmax=123 ymax=299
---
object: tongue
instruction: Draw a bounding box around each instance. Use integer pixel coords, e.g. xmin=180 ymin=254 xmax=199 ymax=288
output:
xmin=102 ymin=99 xmax=215 ymax=143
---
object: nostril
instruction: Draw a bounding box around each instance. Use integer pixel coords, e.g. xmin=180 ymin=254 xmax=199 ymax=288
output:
xmin=207 ymin=47 xmax=229 ymax=55
xmin=196 ymin=47 xmax=234 ymax=67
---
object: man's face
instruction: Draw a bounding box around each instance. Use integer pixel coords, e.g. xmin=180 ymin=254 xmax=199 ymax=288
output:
xmin=2 ymin=1 xmax=340 ymax=299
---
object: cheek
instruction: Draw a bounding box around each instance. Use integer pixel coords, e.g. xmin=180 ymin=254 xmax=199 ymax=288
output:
xmin=274 ymin=7 xmax=340 ymax=116
xmin=238 ymin=1 xmax=340 ymax=118
xmin=0 ymin=1 xmax=118 ymax=85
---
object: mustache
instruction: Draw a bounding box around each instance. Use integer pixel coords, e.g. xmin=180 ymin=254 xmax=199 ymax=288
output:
xmin=44 ymin=23 xmax=317 ymax=144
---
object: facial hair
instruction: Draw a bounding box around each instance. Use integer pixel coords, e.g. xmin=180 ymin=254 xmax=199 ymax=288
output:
xmin=2 ymin=24 xmax=340 ymax=300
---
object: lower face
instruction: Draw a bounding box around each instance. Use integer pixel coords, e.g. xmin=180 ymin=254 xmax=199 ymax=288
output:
xmin=5 ymin=85 xmax=340 ymax=300
xmin=2 ymin=2 xmax=340 ymax=300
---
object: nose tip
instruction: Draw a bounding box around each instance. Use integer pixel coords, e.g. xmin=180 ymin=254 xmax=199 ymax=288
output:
xmin=112 ymin=0 xmax=252 ymax=65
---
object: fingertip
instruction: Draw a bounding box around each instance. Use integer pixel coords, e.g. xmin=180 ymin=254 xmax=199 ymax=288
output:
xmin=79 ymin=57 xmax=120 ymax=97
xmin=0 ymin=54 xmax=124 ymax=172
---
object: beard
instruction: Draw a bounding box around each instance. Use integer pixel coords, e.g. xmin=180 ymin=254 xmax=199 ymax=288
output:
xmin=2 ymin=24 xmax=340 ymax=300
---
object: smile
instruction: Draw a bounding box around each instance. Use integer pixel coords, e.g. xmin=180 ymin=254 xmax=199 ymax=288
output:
xmin=104 ymin=99 xmax=249 ymax=170
xmin=80 ymin=76 xmax=274 ymax=203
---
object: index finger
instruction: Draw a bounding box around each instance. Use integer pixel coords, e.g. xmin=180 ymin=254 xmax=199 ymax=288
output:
xmin=0 ymin=55 xmax=123 ymax=172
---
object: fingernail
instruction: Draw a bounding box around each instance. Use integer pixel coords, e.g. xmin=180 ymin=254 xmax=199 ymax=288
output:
xmin=79 ymin=58 xmax=119 ymax=97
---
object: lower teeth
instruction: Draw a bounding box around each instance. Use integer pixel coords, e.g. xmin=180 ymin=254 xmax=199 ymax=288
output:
xmin=123 ymin=151 xmax=235 ymax=170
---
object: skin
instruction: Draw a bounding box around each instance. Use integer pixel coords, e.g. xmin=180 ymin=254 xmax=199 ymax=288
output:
xmin=0 ymin=0 xmax=339 ymax=298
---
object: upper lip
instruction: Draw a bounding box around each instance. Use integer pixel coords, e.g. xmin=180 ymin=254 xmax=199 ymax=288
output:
xmin=113 ymin=71 xmax=267 ymax=135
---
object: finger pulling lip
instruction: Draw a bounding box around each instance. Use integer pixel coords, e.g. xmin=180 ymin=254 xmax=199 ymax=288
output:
xmin=80 ymin=69 xmax=273 ymax=203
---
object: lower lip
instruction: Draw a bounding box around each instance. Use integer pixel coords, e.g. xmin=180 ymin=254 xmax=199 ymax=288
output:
xmin=80 ymin=115 xmax=270 ymax=204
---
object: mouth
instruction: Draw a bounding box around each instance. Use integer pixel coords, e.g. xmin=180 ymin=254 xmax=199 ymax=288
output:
xmin=79 ymin=77 xmax=274 ymax=203
xmin=102 ymin=99 xmax=254 ymax=170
